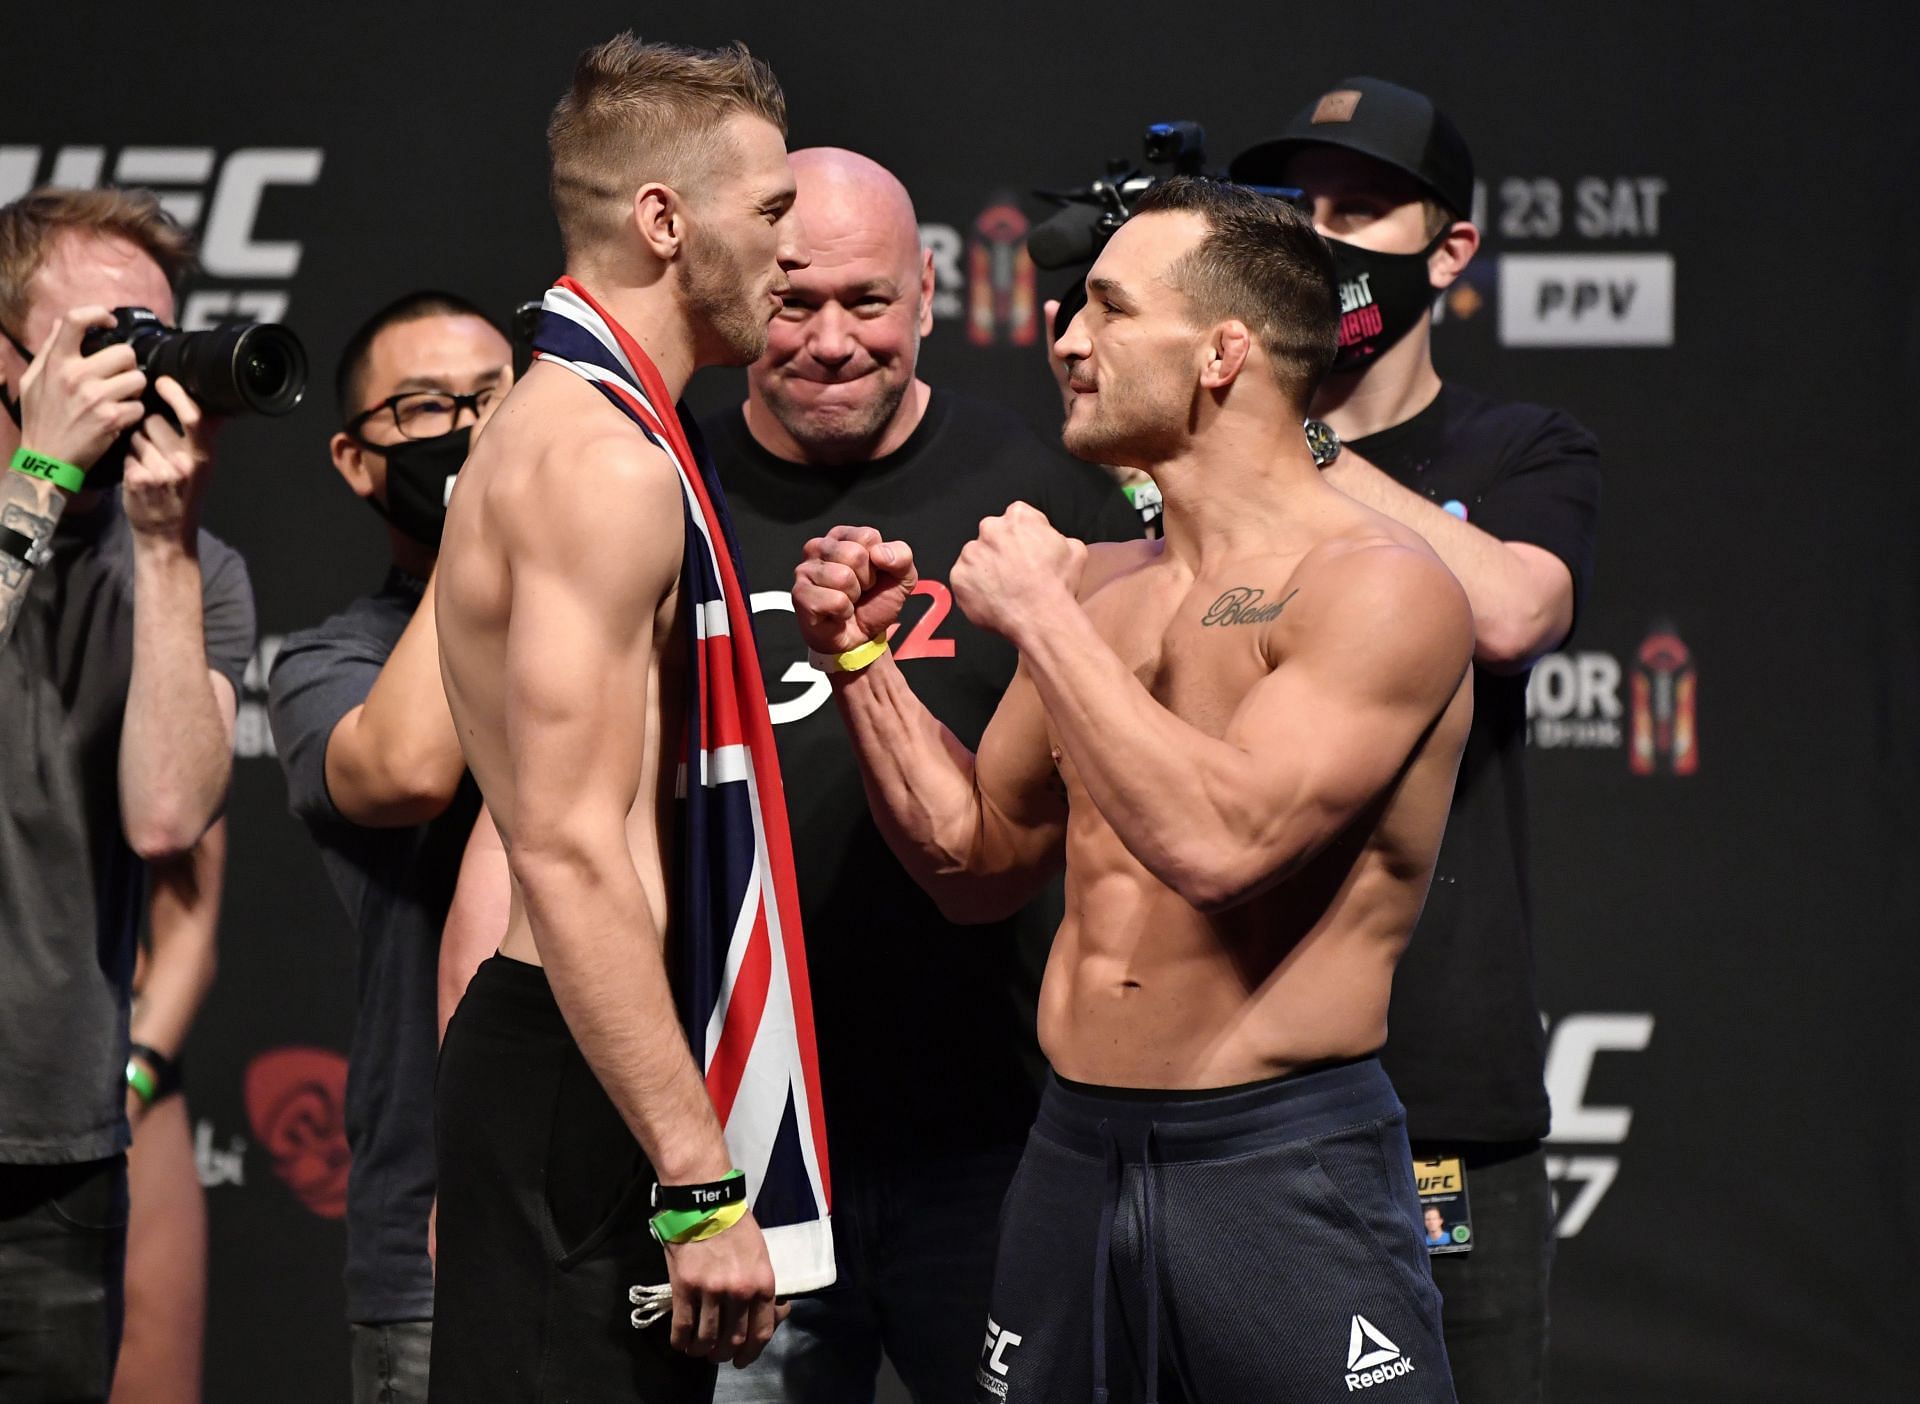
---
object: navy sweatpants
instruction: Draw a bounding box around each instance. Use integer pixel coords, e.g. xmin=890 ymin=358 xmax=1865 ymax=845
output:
xmin=975 ymin=1058 xmax=1456 ymax=1403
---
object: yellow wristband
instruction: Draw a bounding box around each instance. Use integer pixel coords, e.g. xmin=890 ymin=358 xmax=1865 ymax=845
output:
xmin=675 ymin=1198 xmax=750 ymax=1244
xmin=808 ymin=637 xmax=889 ymax=675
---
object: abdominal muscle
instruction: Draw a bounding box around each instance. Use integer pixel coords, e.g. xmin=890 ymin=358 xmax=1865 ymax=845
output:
xmin=1035 ymin=827 xmax=1406 ymax=1090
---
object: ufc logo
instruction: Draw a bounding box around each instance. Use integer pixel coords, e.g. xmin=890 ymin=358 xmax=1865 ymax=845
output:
xmin=0 ymin=145 xmax=324 ymax=326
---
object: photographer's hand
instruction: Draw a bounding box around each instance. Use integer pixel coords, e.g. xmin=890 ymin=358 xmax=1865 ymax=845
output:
xmin=17 ymin=306 xmax=145 ymax=474
xmin=122 ymin=376 xmax=215 ymax=543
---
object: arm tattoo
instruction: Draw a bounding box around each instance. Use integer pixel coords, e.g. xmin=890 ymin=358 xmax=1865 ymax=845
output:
xmin=0 ymin=471 xmax=66 ymax=648
xmin=1200 ymin=586 xmax=1298 ymax=628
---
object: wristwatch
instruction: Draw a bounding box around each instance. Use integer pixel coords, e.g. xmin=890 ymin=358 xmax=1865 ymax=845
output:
xmin=1304 ymin=419 xmax=1341 ymax=470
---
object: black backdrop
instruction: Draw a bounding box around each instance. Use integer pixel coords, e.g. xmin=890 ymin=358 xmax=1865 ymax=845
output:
xmin=7 ymin=4 xmax=1918 ymax=1399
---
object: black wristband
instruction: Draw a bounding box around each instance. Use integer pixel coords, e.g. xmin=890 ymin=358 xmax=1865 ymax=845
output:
xmin=128 ymin=1042 xmax=182 ymax=1100
xmin=0 ymin=523 xmax=34 ymax=566
xmin=652 ymin=1170 xmax=746 ymax=1214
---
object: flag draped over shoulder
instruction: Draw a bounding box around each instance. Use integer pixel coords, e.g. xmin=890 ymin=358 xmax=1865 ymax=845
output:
xmin=531 ymin=277 xmax=833 ymax=1294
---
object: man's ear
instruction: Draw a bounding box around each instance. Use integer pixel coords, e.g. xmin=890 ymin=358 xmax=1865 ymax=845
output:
xmin=633 ymin=183 xmax=685 ymax=262
xmin=917 ymin=248 xmax=935 ymax=338
xmin=1428 ymin=220 xmax=1481 ymax=292
xmin=330 ymin=431 xmax=378 ymax=501
xmin=1199 ymin=321 xmax=1252 ymax=391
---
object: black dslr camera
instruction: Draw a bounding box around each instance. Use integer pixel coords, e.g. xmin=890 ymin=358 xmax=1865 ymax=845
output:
xmin=80 ymin=306 xmax=307 ymax=417
xmin=1028 ymin=122 xmax=1306 ymax=338
xmin=75 ymin=307 xmax=307 ymax=486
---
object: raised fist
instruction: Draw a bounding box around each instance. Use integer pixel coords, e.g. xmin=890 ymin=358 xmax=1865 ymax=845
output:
xmin=951 ymin=502 xmax=1086 ymax=641
xmin=792 ymin=524 xmax=917 ymax=657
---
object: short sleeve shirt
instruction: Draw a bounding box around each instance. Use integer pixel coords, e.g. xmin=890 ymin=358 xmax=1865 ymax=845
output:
xmin=705 ymin=391 xmax=1143 ymax=1160
xmin=267 ymin=569 xmax=481 ymax=1324
xmin=0 ymin=491 xmax=254 ymax=1163
xmin=1349 ymin=382 xmax=1601 ymax=1143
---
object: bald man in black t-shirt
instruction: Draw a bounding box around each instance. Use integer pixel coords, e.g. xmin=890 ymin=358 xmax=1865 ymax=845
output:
xmin=704 ymin=148 xmax=1139 ymax=1404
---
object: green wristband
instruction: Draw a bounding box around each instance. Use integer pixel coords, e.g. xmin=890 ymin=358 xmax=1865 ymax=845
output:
xmin=10 ymin=446 xmax=87 ymax=494
xmin=125 ymin=1058 xmax=159 ymax=1106
xmin=650 ymin=1168 xmax=747 ymax=1245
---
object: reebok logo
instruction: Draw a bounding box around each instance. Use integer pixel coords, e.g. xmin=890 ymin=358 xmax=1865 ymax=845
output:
xmin=1344 ymin=1315 xmax=1416 ymax=1390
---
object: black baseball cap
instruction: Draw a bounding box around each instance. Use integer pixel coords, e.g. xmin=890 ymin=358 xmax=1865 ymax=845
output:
xmin=1230 ymin=77 xmax=1475 ymax=219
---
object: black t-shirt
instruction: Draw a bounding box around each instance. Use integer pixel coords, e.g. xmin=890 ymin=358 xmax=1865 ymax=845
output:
xmin=704 ymin=391 xmax=1142 ymax=1161
xmin=267 ymin=570 xmax=481 ymax=1324
xmin=0 ymin=491 xmax=255 ymax=1164
xmin=1350 ymin=382 xmax=1601 ymax=1144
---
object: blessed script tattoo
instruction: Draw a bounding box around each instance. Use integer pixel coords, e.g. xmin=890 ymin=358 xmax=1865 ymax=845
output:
xmin=1200 ymin=586 xmax=1298 ymax=628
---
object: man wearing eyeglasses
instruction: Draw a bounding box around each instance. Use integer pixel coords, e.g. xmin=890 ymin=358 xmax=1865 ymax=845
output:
xmin=266 ymin=290 xmax=511 ymax=1404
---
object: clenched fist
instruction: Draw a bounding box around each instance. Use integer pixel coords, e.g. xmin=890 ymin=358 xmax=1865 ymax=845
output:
xmin=792 ymin=524 xmax=917 ymax=657
xmin=951 ymin=502 xmax=1086 ymax=642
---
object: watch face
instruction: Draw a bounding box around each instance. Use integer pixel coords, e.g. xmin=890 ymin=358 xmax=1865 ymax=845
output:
xmin=1303 ymin=418 xmax=1340 ymax=468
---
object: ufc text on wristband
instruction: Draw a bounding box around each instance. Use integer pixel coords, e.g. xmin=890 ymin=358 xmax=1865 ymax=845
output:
xmin=9 ymin=446 xmax=87 ymax=494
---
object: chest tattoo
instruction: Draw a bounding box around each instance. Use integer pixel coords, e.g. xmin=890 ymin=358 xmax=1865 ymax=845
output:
xmin=1199 ymin=586 xmax=1298 ymax=628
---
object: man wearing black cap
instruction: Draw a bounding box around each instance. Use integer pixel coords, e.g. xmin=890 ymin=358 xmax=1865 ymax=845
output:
xmin=1233 ymin=78 xmax=1602 ymax=1402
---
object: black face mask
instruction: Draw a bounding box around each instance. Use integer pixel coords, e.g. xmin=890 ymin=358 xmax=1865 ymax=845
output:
xmin=1326 ymin=229 xmax=1450 ymax=373
xmin=369 ymin=425 xmax=470 ymax=548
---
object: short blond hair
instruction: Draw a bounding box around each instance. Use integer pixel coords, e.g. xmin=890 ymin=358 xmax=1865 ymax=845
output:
xmin=0 ymin=187 xmax=196 ymax=336
xmin=547 ymin=33 xmax=788 ymax=258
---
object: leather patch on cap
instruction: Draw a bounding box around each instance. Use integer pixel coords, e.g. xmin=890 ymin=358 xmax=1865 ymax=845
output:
xmin=1311 ymin=89 xmax=1362 ymax=124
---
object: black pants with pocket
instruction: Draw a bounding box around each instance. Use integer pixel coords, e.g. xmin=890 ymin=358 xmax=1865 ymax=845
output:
xmin=430 ymin=954 xmax=715 ymax=1404
xmin=976 ymin=1058 xmax=1457 ymax=1403
xmin=0 ymin=1155 xmax=128 ymax=1404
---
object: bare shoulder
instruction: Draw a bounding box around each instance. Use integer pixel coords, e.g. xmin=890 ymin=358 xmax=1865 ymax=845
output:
xmin=470 ymin=366 xmax=685 ymax=597
xmin=1278 ymin=530 xmax=1473 ymax=681
xmin=1079 ymin=536 xmax=1162 ymax=603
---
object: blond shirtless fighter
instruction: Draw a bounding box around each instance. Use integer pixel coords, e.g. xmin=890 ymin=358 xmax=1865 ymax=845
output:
xmin=428 ymin=36 xmax=807 ymax=1404
xmin=793 ymin=178 xmax=1472 ymax=1402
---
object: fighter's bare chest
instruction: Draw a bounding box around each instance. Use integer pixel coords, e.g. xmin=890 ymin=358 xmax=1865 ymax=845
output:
xmin=1079 ymin=573 xmax=1301 ymax=739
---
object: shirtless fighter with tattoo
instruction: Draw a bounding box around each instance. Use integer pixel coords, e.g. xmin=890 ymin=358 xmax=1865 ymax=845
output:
xmin=792 ymin=177 xmax=1472 ymax=1402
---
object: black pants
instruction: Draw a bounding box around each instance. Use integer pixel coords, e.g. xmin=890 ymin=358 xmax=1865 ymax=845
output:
xmin=351 ymin=1320 xmax=432 ymax=1404
xmin=979 ymin=1059 xmax=1456 ymax=1403
xmin=430 ymin=955 xmax=715 ymax=1403
xmin=712 ymin=1142 xmax=1023 ymax=1404
xmin=0 ymin=1156 xmax=128 ymax=1404
xmin=1417 ymin=1143 xmax=1554 ymax=1404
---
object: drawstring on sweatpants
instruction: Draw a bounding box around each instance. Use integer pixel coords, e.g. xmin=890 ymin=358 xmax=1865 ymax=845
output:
xmin=1089 ymin=1119 xmax=1162 ymax=1404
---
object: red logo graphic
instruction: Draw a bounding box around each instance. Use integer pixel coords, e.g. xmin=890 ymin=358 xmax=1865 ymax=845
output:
xmin=967 ymin=199 xmax=1037 ymax=347
xmin=885 ymin=579 xmax=958 ymax=660
xmin=244 ymin=1046 xmax=351 ymax=1219
xmin=1630 ymin=626 xmax=1697 ymax=775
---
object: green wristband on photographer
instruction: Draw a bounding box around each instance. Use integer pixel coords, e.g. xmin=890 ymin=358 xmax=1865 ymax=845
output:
xmin=125 ymin=1057 xmax=159 ymax=1107
xmin=10 ymin=446 xmax=87 ymax=494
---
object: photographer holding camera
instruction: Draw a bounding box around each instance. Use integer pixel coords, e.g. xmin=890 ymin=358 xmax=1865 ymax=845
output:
xmin=0 ymin=187 xmax=255 ymax=1402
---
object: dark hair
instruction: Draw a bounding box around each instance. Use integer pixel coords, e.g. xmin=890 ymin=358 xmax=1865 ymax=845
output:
xmin=1130 ymin=176 xmax=1338 ymax=411
xmin=334 ymin=290 xmax=500 ymax=420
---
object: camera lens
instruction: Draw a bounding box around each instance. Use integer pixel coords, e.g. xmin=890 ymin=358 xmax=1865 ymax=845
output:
xmin=226 ymin=325 xmax=307 ymax=416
